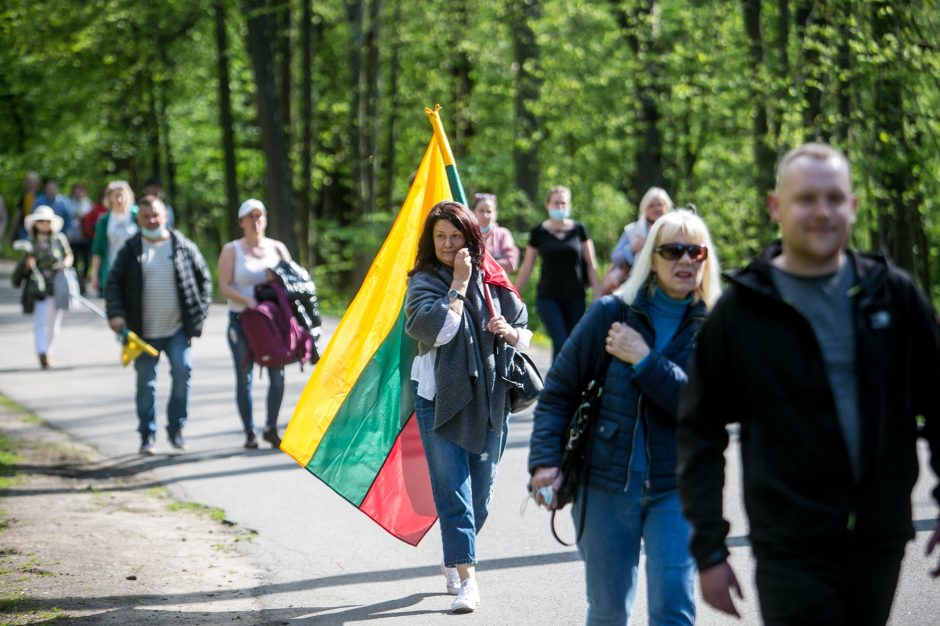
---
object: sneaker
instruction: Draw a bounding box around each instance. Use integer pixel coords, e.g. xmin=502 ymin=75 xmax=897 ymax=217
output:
xmin=441 ymin=564 xmax=460 ymax=596
xmin=262 ymin=427 xmax=281 ymax=448
xmin=451 ymin=578 xmax=479 ymax=614
xmin=139 ymin=433 xmax=156 ymax=456
xmin=244 ymin=432 xmax=259 ymax=449
xmin=169 ymin=431 xmax=186 ymax=451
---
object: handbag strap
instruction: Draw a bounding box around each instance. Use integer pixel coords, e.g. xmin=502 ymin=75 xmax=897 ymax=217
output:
xmin=549 ymin=300 xmax=625 ymax=546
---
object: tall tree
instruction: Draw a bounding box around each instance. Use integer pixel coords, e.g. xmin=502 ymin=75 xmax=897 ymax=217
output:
xmin=611 ymin=0 xmax=665 ymax=192
xmin=510 ymin=0 xmax=541 ymax=206
xmin=299 ymin=0 xmax=316 ymax=263
xmin=381 ymin=0 xmax=401 ymax=215
xmin=869 ymin=0 xmax=928 ymax=290
xmin=214 ymin=0 xmax=240 ymax=241
xmin=274 ymin=0 xmax=292 ymax=142
xmin=795 ymin=0 xmax=824 ymax=139
xmin=348 ymin=0 xmax=365 ymax=216
xmin=451 ymin=0 xmax=475 ymax=160
xmin=363 ymin=0 xmax=383 ymax=214
xmin=742 ymin=0 xmax=777 ymax=223
xmin=243 ymin=0 xmax=298 ymax=253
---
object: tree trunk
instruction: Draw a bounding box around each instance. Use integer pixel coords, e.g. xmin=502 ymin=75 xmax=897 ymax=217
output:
xmin=364 ymin=0 xmax=382 ymax=215
xmin=243 ymin=0 xmax=298 ymax=254
xmin=742 ymin=0 xmax=777 ymax=224
xmin=773 ymin=0 xmax=789 ymax=145
xmin=299 ymin=0 xmax=315 ymax=265
xmin=611 ymin=0 xmax=665 ymax=193
xmin=214 ymin=0 xmax=240 ymax=242
xmin=156 ymin=75 xmax=180 ymax=229
xmin=382 ymin=0 xmax=401 ymax=215
xmin=834 ymin=1 xmax=852 ymax=145
xmin=348 ymin=0 xmax=365 ymax=221
xmin=451 ymin=0 xmax=474 ymax=160
xmin=145 ymin=72 xmax=162 ymax=183
xmin=274 ymin=0 xmax=292 ymax=143
xmin=870 ymin=0 xmax=926 ymax=289
xmin=510 ymin=0 xmax=541 ymax=207
xmin=796 ymin=0 xmax=823 ymax=139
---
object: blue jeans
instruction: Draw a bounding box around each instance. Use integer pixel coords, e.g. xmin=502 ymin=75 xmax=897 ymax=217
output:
xmin=134 ymin=329 xmax=191 ymax=437
xmin=536 ymin=296 xmax=586 ymax=360
xmin=573 ymin=475 xmax=695 ymax=626
xmin=227 ymin=311 xmax=285 ymax=433
xmin=412 ymin=381 xmax=509 ymax=567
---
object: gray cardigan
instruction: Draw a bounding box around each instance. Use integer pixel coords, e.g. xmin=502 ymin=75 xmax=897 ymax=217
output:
xmin=405 ymin=263 xmax=528 ymax=453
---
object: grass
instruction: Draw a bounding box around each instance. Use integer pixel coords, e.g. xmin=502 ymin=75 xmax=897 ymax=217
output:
xmin=0 ymin=435 xmax=21 ymax=492
xmin=0 ymin=397 xmax=43 ymax=427
xmin=166 ymin=500 xmax=227 ymax=523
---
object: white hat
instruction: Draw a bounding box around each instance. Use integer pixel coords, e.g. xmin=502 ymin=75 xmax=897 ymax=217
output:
xmin=25 ymin=205 xmax=64 ymax=234
xmin=238 ymin=198 xmax=266 ymax=219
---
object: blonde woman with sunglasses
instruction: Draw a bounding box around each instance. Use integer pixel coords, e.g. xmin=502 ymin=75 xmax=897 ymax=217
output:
xmin=528 ymin=210 xmax=721 ymax=626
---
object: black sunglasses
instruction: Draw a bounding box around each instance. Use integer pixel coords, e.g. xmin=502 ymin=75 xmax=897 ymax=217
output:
xmin=656 ymin=243 xmax=708 ymax=262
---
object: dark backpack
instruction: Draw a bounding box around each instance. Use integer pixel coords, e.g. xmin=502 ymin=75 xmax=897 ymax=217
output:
xmin=240 ymin=278 xmax=318 ymax=369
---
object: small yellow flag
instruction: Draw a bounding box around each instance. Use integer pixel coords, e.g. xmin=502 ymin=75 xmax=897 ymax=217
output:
xmin=121 ymin=330 xmax=159 ymax=367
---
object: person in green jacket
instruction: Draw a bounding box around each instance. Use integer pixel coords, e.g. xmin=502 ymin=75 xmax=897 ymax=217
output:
xmin=90 ymin=180 xmax=137 ymax=295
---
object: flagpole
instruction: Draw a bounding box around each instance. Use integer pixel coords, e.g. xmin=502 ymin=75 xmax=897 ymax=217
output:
xmin=424 ymin=105 xmax=467 ymax=206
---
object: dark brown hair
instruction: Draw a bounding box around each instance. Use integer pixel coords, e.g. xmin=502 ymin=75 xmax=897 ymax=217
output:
xmin=409 ymin=201 xmax=483 ymax=276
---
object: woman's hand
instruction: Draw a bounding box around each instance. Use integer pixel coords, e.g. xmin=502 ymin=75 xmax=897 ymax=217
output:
xmin=606 ymin=321 xmax=650 ymax=364
xmin=452 ymin=248 xmax=472 ymax=285
xmin=487 ymin=315 xmax=519 ymax=345
xmin=530 ymin=466 xmax=563 ymax=510
xmin=24 ymin=256 xmax=36 ymax=270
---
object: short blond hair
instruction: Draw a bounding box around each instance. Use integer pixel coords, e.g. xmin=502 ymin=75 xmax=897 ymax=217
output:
xmin=776 ymin=143 xmax=851 ymax=193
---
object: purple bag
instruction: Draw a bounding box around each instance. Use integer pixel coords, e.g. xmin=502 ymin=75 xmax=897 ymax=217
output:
xmin=240 ymin=279 xmax=317 ymax=369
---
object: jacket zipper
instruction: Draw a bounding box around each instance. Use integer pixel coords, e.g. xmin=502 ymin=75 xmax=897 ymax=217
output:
xmin=621 ymin=308 xmax=703 ymax=493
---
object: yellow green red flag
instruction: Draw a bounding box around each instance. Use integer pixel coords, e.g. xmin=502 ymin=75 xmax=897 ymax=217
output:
xmin=281 ymin=106 xmax=465 ymax=545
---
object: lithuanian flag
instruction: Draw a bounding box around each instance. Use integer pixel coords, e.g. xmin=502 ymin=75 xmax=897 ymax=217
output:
xmin=281 ymin=106 xmax=466 ymax=545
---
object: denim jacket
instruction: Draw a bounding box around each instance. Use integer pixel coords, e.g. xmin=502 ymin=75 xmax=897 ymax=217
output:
xmin=529 ymin=288 xmax=706 ymax=493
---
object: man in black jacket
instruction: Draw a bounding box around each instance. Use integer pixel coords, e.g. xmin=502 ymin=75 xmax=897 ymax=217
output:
xmin=106 ymin=195 xmax=212 ymax=455
xmin=677 ymin=143 xmax=940 ymax=625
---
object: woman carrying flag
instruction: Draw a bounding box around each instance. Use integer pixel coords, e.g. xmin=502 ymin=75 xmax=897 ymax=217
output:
xmin=405 ymin=200 xmax=531 ymax=614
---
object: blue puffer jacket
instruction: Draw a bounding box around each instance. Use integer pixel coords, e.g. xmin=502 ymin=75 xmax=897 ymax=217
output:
xmin=528 ymin=288 xmax=706 ymax=494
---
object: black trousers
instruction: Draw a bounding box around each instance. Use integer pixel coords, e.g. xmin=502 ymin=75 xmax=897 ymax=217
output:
xmin=752 ymin=537 xmax=906 ymax=626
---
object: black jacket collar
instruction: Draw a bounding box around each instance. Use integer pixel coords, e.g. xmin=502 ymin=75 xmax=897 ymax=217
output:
xmin=725 ymin=240 xmax=889 ymax=303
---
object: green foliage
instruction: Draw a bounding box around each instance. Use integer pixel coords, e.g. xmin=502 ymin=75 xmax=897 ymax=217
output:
xmin=1 ymin=0 xmax=939 ymax=306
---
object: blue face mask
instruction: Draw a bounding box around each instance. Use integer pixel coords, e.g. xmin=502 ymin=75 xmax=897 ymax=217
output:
xmin=141 ymin=226 xmax=166 ymax=240
xmin=548 ymin=208 xmax=570 ymax=221
xmin=479 ymin=223 xmax=494 ymax=234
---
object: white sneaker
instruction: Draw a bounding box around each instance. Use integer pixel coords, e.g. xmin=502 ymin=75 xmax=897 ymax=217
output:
xmin=451 ymin=578 xmax=480 ymax=613
xmin=441 ymin=564 xmax=460 ymax=596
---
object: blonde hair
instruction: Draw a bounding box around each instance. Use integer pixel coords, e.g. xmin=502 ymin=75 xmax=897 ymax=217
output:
xmin=775 ymin=143 xmax=851 ymax=193
xmin=636 ymin=187 xmax=674 ymax=221
xmin=616 ymin=210 xmax=722 ymax=310
xmin=104 ymin=180 xmax=135 ymax=210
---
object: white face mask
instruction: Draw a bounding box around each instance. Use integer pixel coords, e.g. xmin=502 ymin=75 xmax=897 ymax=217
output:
xmin=141 ymin=226 xmax=167 ymax=240
xmin=479 ymin=223 xmax=494 ymax=234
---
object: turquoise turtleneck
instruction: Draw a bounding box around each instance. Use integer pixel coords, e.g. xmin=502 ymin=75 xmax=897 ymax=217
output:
xmin=630 ymin=287 xmax=692 ymax=472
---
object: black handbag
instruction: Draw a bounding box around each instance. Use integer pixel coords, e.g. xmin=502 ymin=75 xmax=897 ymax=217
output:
xmin=507 ymin=351 xmax=543 ymax=413
xmin=550 ymin=352 xmax=613 ymax=545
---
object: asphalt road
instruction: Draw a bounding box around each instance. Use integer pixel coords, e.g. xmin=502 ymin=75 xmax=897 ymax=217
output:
xmin=1 ymin=259 xmax=937 ymax=625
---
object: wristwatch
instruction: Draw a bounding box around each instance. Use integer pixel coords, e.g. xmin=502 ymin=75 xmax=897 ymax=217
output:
xmin=447 ymin=289 xmax=465 ymax=301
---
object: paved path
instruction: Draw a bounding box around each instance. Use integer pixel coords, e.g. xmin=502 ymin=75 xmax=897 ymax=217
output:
xmin=0 ymin=259 xmax=937 ymax=624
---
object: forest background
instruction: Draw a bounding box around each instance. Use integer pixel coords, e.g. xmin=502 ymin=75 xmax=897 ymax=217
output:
xmin=1 ymin=0 xmax=938 ymax=321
